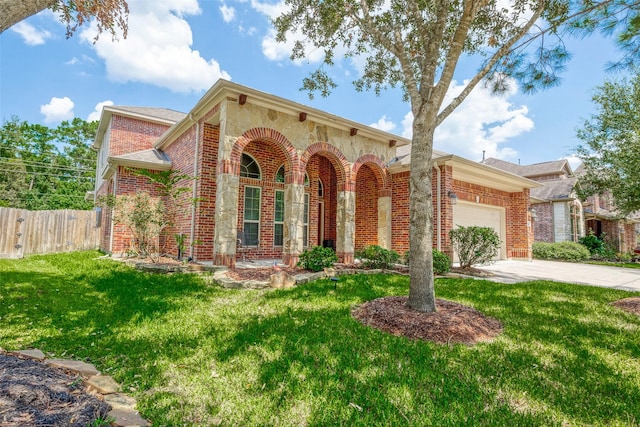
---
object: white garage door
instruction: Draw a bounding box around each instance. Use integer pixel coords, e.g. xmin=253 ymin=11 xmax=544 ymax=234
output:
xmin=452 ymin=202 xmax=506 ymax=261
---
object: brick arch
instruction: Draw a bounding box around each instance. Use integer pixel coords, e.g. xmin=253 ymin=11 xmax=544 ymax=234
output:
xmin=352 ymin=154 xmax=391 ymax=193
xmin=300 ymin=142 xmax=351 ymax=188
xmin=223 ymin=128 xmax=299 ymax=177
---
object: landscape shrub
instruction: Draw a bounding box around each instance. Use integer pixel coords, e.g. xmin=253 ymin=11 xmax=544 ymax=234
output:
xmin=355 ymin=245 xmax=400 ymax=269
xmin=450 ymin=226 xmax=500 ymax=268
xmin=432 ymin=249 xmax=451 ymax=275
xmin=402 ymin=249 xmax=451 ymax=275
xmin=532 ymin=241 xmax=590 ymax=261
xmin=579 ymin=231 xmax=605 ymax=255
xmin=297 ymin=246 xmax=338 ymax=272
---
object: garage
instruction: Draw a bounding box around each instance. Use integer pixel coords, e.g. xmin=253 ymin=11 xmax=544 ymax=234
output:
xmin=452 ymin=202 xmax=506 ymax=261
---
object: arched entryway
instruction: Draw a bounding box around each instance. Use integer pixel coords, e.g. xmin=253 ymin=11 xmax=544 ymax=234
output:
xmin=353 ymin=155 xmax=392 ymax=251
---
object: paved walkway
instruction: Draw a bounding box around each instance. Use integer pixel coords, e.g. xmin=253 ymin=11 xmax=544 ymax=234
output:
xmin=478 ymin=260 xmax=640 ymax=292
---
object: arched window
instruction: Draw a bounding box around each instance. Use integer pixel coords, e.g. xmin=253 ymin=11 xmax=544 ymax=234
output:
xmin=275 ymin=165 xmax=285 ymax=183
xmin=304 ymin=173 xmax=310 ymax=187
xmin=240 ymin=153 xmax=261 ymax=179
xmin=317 ymin=179 xmax=324 ymax=197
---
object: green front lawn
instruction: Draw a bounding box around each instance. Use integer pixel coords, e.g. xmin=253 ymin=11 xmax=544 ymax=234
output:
xmin=1 ymin=251 xmax=639 ymax=426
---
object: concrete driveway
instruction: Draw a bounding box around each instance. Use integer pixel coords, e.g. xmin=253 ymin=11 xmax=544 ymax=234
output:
xmin=477 ymin=259 xmax=640 ymax=292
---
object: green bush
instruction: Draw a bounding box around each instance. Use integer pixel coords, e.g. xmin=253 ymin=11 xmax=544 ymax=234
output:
xmin=403 ymin=249 xmax=451 ymax=275
xmin=450 ymin=226 xmax=500 ymax=268
xmin=355 ymin=245 xmax=400 ymax=269
xmin=532 ymin=241 xmax=590 ymax=261
xmin=432 ymin=249 xmax=451 ymax=275
xmin=297 ymin=246 xmax=338 ymax=272
xmin=579 ymin=231 xmax=605 ymax=255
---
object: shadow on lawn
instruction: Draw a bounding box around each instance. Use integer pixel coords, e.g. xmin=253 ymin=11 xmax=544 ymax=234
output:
xmin=213 ymin=275 xmax=640 ymax=425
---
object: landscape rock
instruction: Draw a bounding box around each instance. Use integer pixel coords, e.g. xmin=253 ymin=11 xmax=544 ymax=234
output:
xmin=270 ymin=271 xmax=296 ymax=288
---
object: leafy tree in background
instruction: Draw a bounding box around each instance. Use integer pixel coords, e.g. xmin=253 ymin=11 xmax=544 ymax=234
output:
xmin=576 ymin=75 xmax=640 ymax=216
xmin=0 ymin=117 xmax=97 ymax=210
xmin=275 ymin=0 xmax=640 ymax=312
xmin=0 ymin=0 xmax=128 ymax=39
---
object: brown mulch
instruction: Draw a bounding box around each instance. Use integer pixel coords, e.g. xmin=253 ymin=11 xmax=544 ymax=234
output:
xmin=0 ymin=354 xmax=110 ymax=427
xmin=226 ymin=266 xmax=303 ymax=281
xmin=352 ymin=296 xmax=503 ymax=345
xmin=611 ymin=297 xmax=640 ymax=316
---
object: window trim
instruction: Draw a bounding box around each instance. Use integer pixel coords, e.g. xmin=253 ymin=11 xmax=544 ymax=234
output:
xmin=242 ymin=185 xmax=261 ymax=246
xmin=274 ymin=189 xmax=285 ymax=247
xmin=240 ymin=153 xmax=261 ymax=179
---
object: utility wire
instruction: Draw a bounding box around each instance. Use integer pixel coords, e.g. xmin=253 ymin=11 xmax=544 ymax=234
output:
xmin=0 ymin=158 xmax=94 ymax=172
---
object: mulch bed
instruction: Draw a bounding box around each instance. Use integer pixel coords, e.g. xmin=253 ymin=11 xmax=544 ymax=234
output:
xmin=0 ymin=354 xmax=110 ymax=427
xmin=352 ymin=296 xmax=503 ymax=345
xmin=611 ymin=297 xmax=640 ymax=316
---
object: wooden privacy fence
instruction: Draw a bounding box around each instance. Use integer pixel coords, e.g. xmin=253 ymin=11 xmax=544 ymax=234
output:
xmin=0 ymin=208 xmax=100 ymax=259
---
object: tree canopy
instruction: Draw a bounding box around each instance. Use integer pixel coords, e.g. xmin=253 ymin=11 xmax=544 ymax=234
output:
xmin=0 ymin=117 xmax=97 ymax=210
xmin=0 ymin=0 xmax=128 ymax=39
xmin=576 ymin=74 xmax=640 ymax=216
xmin=274 ymin=0 xmax=640 ymax=312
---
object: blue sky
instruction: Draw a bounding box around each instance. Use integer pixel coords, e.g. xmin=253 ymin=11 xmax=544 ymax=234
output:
xmin=0 ymin=0 xmax=626 ymax=168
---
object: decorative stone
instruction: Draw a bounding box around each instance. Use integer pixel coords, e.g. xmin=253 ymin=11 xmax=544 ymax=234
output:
xmin=45 ymin=359 xmax=99 ymax=377
xmin=15 ymin=349 xmax=46 ymax=360
xmin=87 ymin=374 xmax=120 ymax=394
xmin=104 ymin=393 xmax=138 ymax=410
xmin=324 ymin=267 xmax=336 ymax=277
xmin=108 ymin=407 xmax=149 ymax=427
xmin=270 ymin=271 xmax=296 ymax=288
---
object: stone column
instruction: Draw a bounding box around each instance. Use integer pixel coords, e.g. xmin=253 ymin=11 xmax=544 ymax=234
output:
xmin=336 ymin=189 xmax=356 ymax=263
xmin=213 ymin=173 xmax=240 ymax=267
xmin=377 ymin=193 xmax=392 ymax=250
xmin=282 ymin=183 xmax=305 ymax=267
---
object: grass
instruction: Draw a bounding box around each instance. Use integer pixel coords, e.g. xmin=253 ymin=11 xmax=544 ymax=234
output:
xmin=1 ymin=251 xmax=640 ymax=426
xmin=585 ymin=260 xmax=640 ymax=269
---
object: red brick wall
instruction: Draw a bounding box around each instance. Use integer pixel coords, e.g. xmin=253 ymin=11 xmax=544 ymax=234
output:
xmin=109 ymin=116 xmax=170 ymax=157
xmin=532 ymin=203 xmax=553 ymax=242
xmin=391 ymin=167 xmax=532 ymax=260
xmin=191 ymin=123 xmax=219 ymax=261
xmin=162 ymin=124 xmax=198 ymax=258
xmin=355 ymin=164 xmax=379 ymax=249
xmin=391 ymin=171 xmax=410 ymax=255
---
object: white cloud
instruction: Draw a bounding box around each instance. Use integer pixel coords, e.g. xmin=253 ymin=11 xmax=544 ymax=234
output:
xmin=370 ymin=115 xmax=396 ymax=133
xmin=251 ymin=0 xmax=329 ymax=64
xmin=401 ymin=79 xmax=533 ymax=161
xmin=40 ymin=97 xmax=74 ymax=124
xmin=11 ymin=22 xmax=52 ymax=45
xmin=563 ymin=154 xmax=582 ymax=171
xmin=87 ymin=100 xmax=114 ymax=122
xmin=79 ymin=0 xmax=230 ymax=93
xmin=220 ymin=3 xmax=236 ymax=22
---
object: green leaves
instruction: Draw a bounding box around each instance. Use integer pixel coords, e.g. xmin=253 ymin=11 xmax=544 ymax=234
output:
xmin=575 ymin=74 xmax=640 ymax=215
xmin=0 ymin=117 xmax=97 ymax=210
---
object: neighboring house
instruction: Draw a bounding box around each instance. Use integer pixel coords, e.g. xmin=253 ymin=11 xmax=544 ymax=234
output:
xmin=91 ymin=79 xmax=538 ymax=267
xmin=483 ymin=158 xmax=584 ymax=244
xmin=484 ymin=157 xmax=639 ymax=253
xmin=574 ymin=164 xmax=639 ymax=253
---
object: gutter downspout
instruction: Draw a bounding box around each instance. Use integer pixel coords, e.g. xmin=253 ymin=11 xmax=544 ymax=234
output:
xmin=434 ymin=165 xmax=442 ymax=252
xmin=189 ymin=114 xmax=200 ymax=259
xmin=110 ymin=168 xmax=117 ymax=254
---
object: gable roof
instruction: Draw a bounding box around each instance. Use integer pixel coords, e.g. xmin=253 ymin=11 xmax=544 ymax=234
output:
xmin=483 ymin=158 xmax=573 ymax=178
xmin=388 ymin=145 xmax=540 ymax=192
xmin=531 ymin=177 xmax=578 ymax=200
xmin=92 ymin=106 xmax=186 ymax=150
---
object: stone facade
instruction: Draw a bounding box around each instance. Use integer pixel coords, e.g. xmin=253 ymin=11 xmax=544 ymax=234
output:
xmin=93 ymin=80 xmax=537 ymax=267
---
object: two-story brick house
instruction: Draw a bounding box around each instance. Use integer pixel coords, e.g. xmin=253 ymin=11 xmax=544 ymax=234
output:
xmin=92 ymin=79 xmax=538 ymax=267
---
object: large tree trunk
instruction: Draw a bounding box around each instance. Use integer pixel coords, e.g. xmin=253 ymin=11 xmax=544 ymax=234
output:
xmin=0 ymin=0 xmax=56 ymax=33
xmin=406 ymin=108 xmax=437 ymax=313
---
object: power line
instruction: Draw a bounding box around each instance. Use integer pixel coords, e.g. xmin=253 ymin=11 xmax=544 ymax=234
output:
xmin=0 ymin=157 xmax=94 ymax=172
xmin=0 ymin=168 xmax=95 ymax=180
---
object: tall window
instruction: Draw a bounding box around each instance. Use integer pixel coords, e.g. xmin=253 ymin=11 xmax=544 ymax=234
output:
xmin=243 ymin=186 xmax=261 ymax=246
xmin=302 ymin=193 xmax=309 ymax=247
xmin=275 ymin=165 xmax=285 ymax=183
xmin=317 ymin=179 xmax=324 ymax=197
xmin=274 ymin=190 xmax=284 ymax=246
xmin=240 ymin=153 xmax=261 ymax=179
